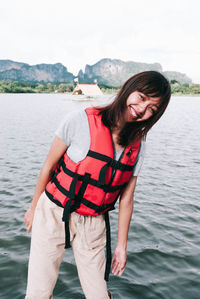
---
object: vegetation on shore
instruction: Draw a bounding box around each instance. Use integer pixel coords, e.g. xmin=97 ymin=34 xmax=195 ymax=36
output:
xmin=0 ymin=80 xmax=200 ymax=96
xmin=0 ymin=81 xmax=74 ymax=93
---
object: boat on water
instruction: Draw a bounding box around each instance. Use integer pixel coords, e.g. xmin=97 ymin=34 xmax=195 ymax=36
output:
xmin=72 ymin=82 xmax=103 ymax=101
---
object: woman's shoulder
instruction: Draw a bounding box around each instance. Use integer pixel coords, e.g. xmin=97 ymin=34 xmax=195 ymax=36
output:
xmin=62 ymin=108 xmax=87 ymax=124
xmin=55 ymin=109 xmax=88 ymax=143
xmin=140 ymin=138 xmax=146 ymax=152
xmin=138 ymin=138 xmax=146 ymax=153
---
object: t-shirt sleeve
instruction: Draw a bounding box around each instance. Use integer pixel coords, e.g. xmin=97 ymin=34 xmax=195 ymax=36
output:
xmin=132 ymin=140 xmax=146 ymax=176
xmin=55 ymin=110 xmax=83 ymax=146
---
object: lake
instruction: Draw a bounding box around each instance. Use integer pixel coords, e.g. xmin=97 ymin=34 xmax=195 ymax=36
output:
xmin=0 ymin=93 xmax=200 ymax=299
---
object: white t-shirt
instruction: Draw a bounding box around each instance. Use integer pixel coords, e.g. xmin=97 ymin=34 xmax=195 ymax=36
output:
xmin=55 ymin=109 xmax=145 ymax=176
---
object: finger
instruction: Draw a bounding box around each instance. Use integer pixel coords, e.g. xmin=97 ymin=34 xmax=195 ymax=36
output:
xmin=111 ymin=257 xmax=116 ymax=268
xmin=112 ymin=259 xmax=119 ymax=269
xmin=112 ymin=263 xmax=121 ymax=275
xmin=27 ymin=223 xmax=32 ymax=233
xmin=119 ymin=260 xmax=127 ymax=275
xmin=111 ymin=262 xmax=119 ymax=274
xmin=25 ymin=218 xmax=29 ymax=226
xmin=111 ymin=257 xmax=118 ymax=269
xmin=25 ymin=220 xmax=28 ymax=229
xmin=113 ymin=268 xmax=120 ymax=276
xmin=118 ymin=266 xmax=126 ymax=276
xmin=113 ymin=263 xmax=125 ymax=276
xmin=119 ymin=269 xmax=125 ymax=276
xmin=114 ymin=266 xmax=122 ymax=276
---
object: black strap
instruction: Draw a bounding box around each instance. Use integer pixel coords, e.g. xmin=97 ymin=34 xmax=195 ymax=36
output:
xmin=99 ymin=162 xmax=110 ymax=185
xmin=62 ymin=199 xmax=72 ymax=248
xmin=62 ymin=174 xmax=80 ymax=248
xmin=45 ymin=189 xmax=64 ymax=208
xmin=104 ymin=211 xmax=112 ymax=281
xmin=61 ymin=173 xmax=93 ymax=248
xmin=70 ymin=173 xmax=91 ymax=211
xmin=80 ymin=197 xmax=115 ymax=213
xmin=53 ymin=176 xmax=71 ymax=198
xmin=50 ymin=156 xmax=64 ymax=183
xmin=87 ymin=150 xmax=111 ymax=163
xmin=88 ymin=150 xmax=133 ymax=172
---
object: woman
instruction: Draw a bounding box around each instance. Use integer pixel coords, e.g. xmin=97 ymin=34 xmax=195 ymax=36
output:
xmin=24 ymin=71 xmax=171 ymax=299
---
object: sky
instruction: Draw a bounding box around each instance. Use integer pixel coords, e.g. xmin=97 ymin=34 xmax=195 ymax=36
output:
xmin=0 ymin=0 xmax=200 ymax=83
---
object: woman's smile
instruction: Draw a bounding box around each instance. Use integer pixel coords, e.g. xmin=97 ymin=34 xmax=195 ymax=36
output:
xmin=129 ymin=105 xmax=140 ymax=119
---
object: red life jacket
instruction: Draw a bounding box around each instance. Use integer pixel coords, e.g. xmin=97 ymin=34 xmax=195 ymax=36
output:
xmin=45 ymin=107 xmax=141 ymax=281
xmin=45 ymin=107 xmax=141 ymax=217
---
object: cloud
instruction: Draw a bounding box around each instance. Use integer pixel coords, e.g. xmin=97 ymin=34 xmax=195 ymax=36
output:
xmin=0 ymin=0 xmax=199 ymax=82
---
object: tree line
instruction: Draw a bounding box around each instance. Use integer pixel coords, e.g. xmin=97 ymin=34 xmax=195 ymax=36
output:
xmin=0 ymin=80 xmax=200 ymax=95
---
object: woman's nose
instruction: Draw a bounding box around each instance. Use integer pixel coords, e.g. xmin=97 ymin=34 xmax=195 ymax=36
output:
xmin=138 ymin=102 xmax=148 ymax=114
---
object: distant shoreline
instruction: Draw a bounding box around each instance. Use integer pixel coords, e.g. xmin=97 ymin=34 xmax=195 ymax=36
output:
xmin=0 ymin=92 xmax=200 ymax=97
xmin=0 ymin=81 xmax=199 ymax=96
xmin=171 ymin=93 xmax=200 ymax=97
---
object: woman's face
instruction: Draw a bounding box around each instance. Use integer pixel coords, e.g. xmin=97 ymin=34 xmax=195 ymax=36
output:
xmin=125 ymin=90 xmax=161 ymax=122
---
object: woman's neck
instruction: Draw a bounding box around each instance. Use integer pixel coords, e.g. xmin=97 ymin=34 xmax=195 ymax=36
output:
xmin=111 ymin=128 xmax=124 ymax=151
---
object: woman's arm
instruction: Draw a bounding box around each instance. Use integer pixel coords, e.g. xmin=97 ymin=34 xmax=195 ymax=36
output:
xmin=24 ymin=136 xmax=68 ymax=233
xmin=111 ymin=176 xmax=137 ymax=276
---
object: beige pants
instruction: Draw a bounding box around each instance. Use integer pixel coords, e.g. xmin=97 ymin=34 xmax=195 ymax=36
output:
xmin=25 ymin=192 xmax=109 ymax=299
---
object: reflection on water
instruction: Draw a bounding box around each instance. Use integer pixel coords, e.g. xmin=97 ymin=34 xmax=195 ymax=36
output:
xmin=0 ymin=94 xmax=200 ymax=299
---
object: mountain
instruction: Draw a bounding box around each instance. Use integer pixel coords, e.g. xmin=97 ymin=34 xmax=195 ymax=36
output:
xmin=0 ymin=60 xmax=74 ymax=83
xmin=78 ymin=58 xmax=192 ymax=86
xmin=78 ymin=58 xmax=192 ymax=87
xmin=78 ymin=58 xmax=163 ymax=86
xmin=0 ymin=60 xmax=26 ymax=72
xmin=162 ymin=71 xmax=192 ymax=85
xmin=0 ymin=59 xmax=192 ymax=85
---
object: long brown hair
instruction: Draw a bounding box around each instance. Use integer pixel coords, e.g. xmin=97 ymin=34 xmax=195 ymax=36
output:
xmin=97 ymin=71 xmax=171 ymax=146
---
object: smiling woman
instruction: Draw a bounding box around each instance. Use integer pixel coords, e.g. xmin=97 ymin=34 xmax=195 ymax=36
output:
xmin=98 ymin=71 xmax=171 ymax=146
xmin=24 ymin=71 xmax=171 ymax=299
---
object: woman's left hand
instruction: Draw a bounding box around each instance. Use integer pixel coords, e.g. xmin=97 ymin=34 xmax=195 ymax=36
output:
xmin=111 ymin=246 xmax=127 ymax=276
xmin=24 ymin=207 xmax=35 ymax=233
